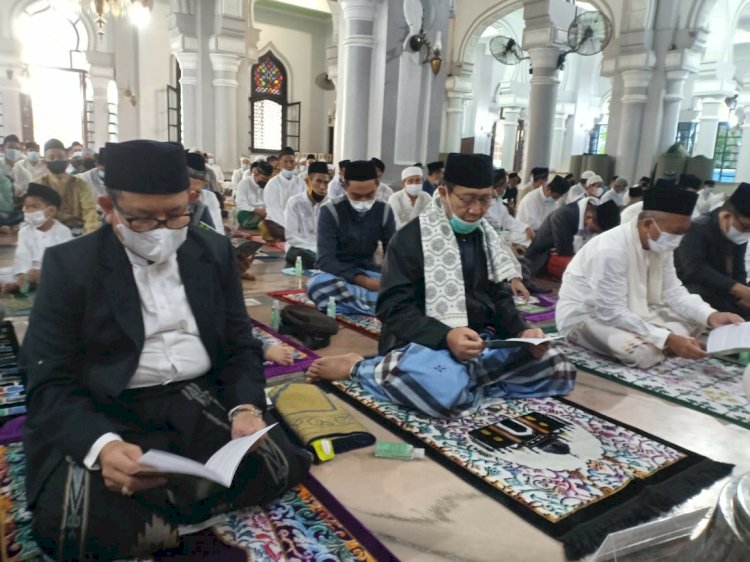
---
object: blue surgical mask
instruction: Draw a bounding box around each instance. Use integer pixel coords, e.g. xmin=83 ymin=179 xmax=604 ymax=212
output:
xmin=545 ymin=196 xmax=556 ymax=204
xmin=281 ymin=169 xmax=295 ymax=180
xmin=26 ymin=151 xmax=40 ymax=163
xmin=242 ymin=164 xmax=251 ymax=171
xmin=446 ymin=196 xmax=481 ymax=234
xmin=4 ymin=149 xmax=19 ymax=161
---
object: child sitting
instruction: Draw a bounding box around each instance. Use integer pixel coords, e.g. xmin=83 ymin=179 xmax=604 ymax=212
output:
xmin=3 ymin=183 xmax=72 ymax=293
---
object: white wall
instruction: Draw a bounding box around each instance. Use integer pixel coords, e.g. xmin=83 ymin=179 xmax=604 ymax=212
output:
xmin=254 ymin=5 xmax=334 ymax=154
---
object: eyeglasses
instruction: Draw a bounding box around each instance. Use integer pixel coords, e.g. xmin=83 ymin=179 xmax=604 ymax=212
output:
xmin=733 ymin=214 xmax=750 ymax=232
xmin=451 ymin=192 xmax=494 ymax=208
xmin=114 ymin=203 xmax=192 ymax=233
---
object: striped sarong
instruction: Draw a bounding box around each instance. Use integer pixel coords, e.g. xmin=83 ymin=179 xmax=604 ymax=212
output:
xmin=353 ymin=343 xmax=576 ymax=418
xmin=306 ymin=271 xmax=380 ymax=316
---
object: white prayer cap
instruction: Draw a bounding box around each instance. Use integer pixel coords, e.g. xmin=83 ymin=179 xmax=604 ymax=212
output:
xmin=581 ymin=170 xmax=595 ymax=180
xmin=586 ymin=174 xmax=603 ymax=186
xmin=401 ymin=166 xmax=423 ymax=180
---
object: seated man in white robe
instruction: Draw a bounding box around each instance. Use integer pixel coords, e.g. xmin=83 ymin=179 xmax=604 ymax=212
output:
xmin=284 ymin=161 xmax=329 ymax=269
xmin=388 ymin=166 xmax=431 ymax=229
xmin=260 ymin=147 xmax=306 ymax=241
xmin=516 ymin=170 xmax=570 ymax=232
xmin=235 ymin=161 xmax=273 ymax=230
xmin=306 ymin=153 xmax=574 ymax=417
xmin=600 ymin=177 xmax=628 ymax=207
xmin=231 ymin=157 xmax=251 ymax=186
xmin=559 ymin=170 xmax=593 ymax=206
xmin=327 ymin=159 xmax=348 ymax=200
xmin=516 ymin=167 xmax=548 ymax=204
xmin=371 ymin=157 xmax=394 ymax=201
xmin=485 ymin=168 xmax=534 ymax=248
xmin=584 ymin=174 xmax=604 ymax=198
xmin=557 ymin=185 xmax=743 ymax=369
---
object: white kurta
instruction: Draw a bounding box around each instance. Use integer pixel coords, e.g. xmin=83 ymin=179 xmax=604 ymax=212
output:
xmin=231 ymin=167 xmax=250 ymax=186
xmin=599 ymin=189 xmax=626 ymax=207
xmin=388 ymin=189 xmax=431 ymax=229
xmin=516 ymin=186 xmax=557 ymax=231
xmin=620 ymin=200 xmax=644 ymax=224
xmin=285 ymin=192 xmax=326 ymax=253
xmin=78 ymin=168 xmax=107 ymax=201
xmin=327 ymin=177 xmax=346 ymax=200
xmin=557 ymin=222 xmax=715 ymax=349
xmin=235 ymin=176 xmax=265 ymax=212
xmin=13 ymin=220 xmax=73 ymax=276
xmin=376 ymin=182 xmax=394 ymax=202
xmin=200 ymin=190 xmax=225 ymax=235
xmin=265 ymin=173 xmax=306 ymax=227
xmin=207 ymin=163 xmax=224 ymax=182
xmin=18 ymin=159 xmax=48 ymax=180
xmin=0 ymin=161 xmax=32 ymax=197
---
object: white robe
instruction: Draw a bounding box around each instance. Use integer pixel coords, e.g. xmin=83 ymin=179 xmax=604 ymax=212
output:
xmin=516 ymin=187 xmax=558 ymax=231
xmin=18 ymin=159 xmax=48 ymax=180
xmin=0 ymin=161 xmax=32 ymax=197
xmin=264 ymin=173 xmax=306 ymax=227
xmin=231 ymin=168 xmax=250 ymax=186
xmin=235 ymin=176 xmax=265 ymax=213
xmin=557 ymin=221 xmax=715 ymax=349
xmin=200 ymin=190 xmax=225 ymax=235
xmin=327 ymin=177 xmax=346 ymax=200
xmin=284 ymin=192 xmax=326 ymax=253
xmin=599 ymin=189 xmax=626 ymax=207
xmin=388 ymin=189 xmax=431 ymax=229
xmin=620 ymin=201 xmax=643 ymax=224
xmin=13 ymin=220 xmax=73 ymax=276
xmin=559 ymin=184 xmax=586 ymax=206
xmin=377 ymin=182 xmax=394 ymax=202
xmin=485 ymin=197 xmax=531 ymax=246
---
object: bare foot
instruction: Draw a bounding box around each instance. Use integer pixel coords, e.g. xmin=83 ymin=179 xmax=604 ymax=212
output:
xmin=305 ymin=353 xmax=363 ymax=383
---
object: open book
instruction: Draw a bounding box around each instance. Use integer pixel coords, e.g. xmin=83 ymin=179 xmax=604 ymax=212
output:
xmin=485 ymin=334 xmax=564 ymax=349
xmin=137 ymin=424 xmax=276 ymax=488
xmin=707 ymin=322 xmax=750 ymax=355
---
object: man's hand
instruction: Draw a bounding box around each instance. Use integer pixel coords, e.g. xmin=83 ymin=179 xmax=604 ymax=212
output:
xmin=353 ymin=274 xmax=380 ymax=292
xmin=510 ymin=278 xmax=530 ymax=299
xmin=27 ymin=268 xmax=41 ymax=285
xmin=525 ymin=227 xmax=535 ymax=240
xmin=707 ymin=311 xmax=745 ymax=328
xmin=100 ymin=441 xmax=166 ymax=495
xmin=231 ymin=411 xmax=268 ymax=449
xmin=665 ymin=333 xmax=708 ymax=360
xmin=516 ymin=328 xmax=548 ymax=358
xmin=446 ymin=327 xmax=485 ymax=362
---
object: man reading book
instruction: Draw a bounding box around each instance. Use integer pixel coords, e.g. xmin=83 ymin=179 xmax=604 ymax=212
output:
xmin=22 ymin=140 xmax=311 ymax=560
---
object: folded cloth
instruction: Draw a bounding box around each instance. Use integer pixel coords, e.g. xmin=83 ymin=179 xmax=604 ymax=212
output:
xmin=267 ymin=383 xmax=375 ymax=459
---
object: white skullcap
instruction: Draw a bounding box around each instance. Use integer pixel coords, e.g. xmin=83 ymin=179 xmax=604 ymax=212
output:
xmin=581 ymin=170 xmax=595 ymax=180
xmin=401 ymin=166 xmax=423 ymax=180
xmin=586 ymin=174 xmax=603 ymax=186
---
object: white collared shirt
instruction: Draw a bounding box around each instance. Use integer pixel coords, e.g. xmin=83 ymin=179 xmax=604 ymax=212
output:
xmin=516 ymin=186 xmax=558 ymax=231
xmin=13 ymin=220 xmax=73 ymax=276
xmin=285 ymin=191 xmax=327 ymax=252
xmin=235 ymin=176 xmax=265 ymax=212
xmin=327 ymin=177 xmax=345 ymax=200
xmin=388 ymin=189 xmax=431 ymax=229
xmin=600 ymin=189 xmax=625 ymax=207
xmin=264 ymin=173 xmax=306 ymax=227
xmin=200 ymin=190 xmax=225 ymax=235
xmin=485 ymin=197 xmax=528 ymax=234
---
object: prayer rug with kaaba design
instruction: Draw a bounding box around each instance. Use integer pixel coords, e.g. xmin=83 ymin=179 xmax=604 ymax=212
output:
xmin=251 ymin=320 xmax=318 ymax=379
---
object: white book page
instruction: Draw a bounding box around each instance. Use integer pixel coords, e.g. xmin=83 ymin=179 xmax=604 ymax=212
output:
xmin=707 ymin=322 xmax=750 ymax=354
xmin=203 ymin=424 xmax=277 ymax=486
xmin=504 ymin=335 xmax=564 ymax=345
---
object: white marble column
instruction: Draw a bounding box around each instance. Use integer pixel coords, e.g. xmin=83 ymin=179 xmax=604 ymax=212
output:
xmin=501 ymin=107 xmax=521 ymax=171
xmin=443 ymin=76 xmax=471 ymax=154
xmin=735 ymin=110 xmax=750 ymax=181
xmin=550 ymin=111 xmax=569 ymax=171
xmin=0 ymin=69 xmax=23 ymax=136
xmin=522 ymin=46 xmax=561 ymax=179
xmin=338 ymin=0 xmax=378 ymax=160
xmin=659 ymin=69 xmax=689 ymax=153
xmin=209 ymin=53 xmax=241 ymax=172
xmin=693 ymin=96 xmax=724 ymax=158
xmin=175 ymin=51 xmax=199 ymax=149
xmin=89 ymin=72 xmax=112 ymax=148
xmin=616 ymin=69 xmax=652 ymax=183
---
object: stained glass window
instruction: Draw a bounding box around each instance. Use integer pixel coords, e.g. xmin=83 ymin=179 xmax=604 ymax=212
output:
xmin=253 ymin=54 xmax=284 ymax=98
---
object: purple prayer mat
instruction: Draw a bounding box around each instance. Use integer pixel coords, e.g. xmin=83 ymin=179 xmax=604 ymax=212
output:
xmin=252 ymin=320 xmax=319 ymax=379
xmin=0 ymin=414 xmax=25 ymax=445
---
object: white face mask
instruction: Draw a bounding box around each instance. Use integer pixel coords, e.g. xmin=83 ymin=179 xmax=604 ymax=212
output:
xmin=115 ymin=223 xmax=188 ymax=264
xmin=405 ymin=184 xmax=422 ymax=196
xmin=727 ymin=225 xmax=750 ymax=245
xmin=280 ymin=169 xmax=295 ymax=180
xmin=208 ymin=158 xmax=214 ymax=165
xmin=648 ymin=222 xmax=683 ymax=253
xmin=348 ymin=196 xmax=375 ymax=214
xmin=24 ymin=209 xmax=48 ymax=229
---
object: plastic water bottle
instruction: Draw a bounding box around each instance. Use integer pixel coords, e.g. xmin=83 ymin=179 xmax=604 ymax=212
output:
xmin=271 ymin=300 xmax=280 ymax=330
xmin=294 ymin=256 xmax=303 ymax=277
xmin=326 ymin=296 xmax=336 ymax=319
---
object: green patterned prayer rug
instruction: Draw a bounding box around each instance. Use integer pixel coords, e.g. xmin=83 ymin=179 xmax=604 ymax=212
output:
xmin=557 ymin=341 xmax=750 ymax=430
xmin=328 ymin=379 xmax=733 ymax=559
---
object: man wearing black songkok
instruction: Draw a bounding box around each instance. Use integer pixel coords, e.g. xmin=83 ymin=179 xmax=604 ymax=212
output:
xmin=305 ymin=153 xmax=576 ymax=418
xmin=557 ymin=182 xmax=743 ymax=369
xmin=676 ymin=182 xmax=750 ymax=319
xmin=23 ymin=140 xmax=311 ymax=560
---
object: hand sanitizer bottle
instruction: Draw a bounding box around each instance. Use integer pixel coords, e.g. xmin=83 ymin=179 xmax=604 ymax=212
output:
xmin=295 ymin=256 xmax=303 ymax=277
xmin=374 ymin=441 xmax=425 ymax=460
xmin=271 ymin=300 xmax=281 ymax=330
xmin=326 ymin=296 xmax=336 ymax=319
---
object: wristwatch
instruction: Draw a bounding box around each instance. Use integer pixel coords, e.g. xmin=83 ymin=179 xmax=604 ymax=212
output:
xmin=227 ymin=404 xmax=263 ymax=422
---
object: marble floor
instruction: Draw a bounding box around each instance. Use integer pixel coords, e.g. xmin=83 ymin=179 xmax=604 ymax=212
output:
xmin=6 ymin=234 xmax=750 ymax=561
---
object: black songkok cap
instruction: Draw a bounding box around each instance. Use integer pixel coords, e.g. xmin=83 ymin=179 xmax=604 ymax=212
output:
xmin=105 ymin=140 xmax=189 ymax=194
xmin=338 ymin=159 xmax=350 ymax=169
xmin=678 ymin=173 xmax=702 ymax=190
xmin=640 ymin=176 xmax=651 ymax=183
xmin=629 ymin=186 xmax=644 ymax=198
xmin=26 ymin=182 xmax=62 ymax=208
xmin=548 ymin=174 xmax=571 ymax=195
xmin=596 ymin=200 xmax=620 ymax=231
xmin=254 ymin=161 xmax=273 ymax=176
xmin=643 ymin=185 xmax=698 ymax=216
xmin=444 ymin=153 xmax=493 ymax=188
xmin=493 ymin=168 xmax=507 ymax=183
xmin=730 ymin=182 xmax=750 ymax=217
xmin=44 ymin=138 xmax=65 ymax=153
xmin=704 ymin=180 xmax=716 ymax=187
xmin=345 ymin=160 xmax=378 ymax=182
xmin=653 ymin=178 xmax=676 ymax=191
xmin=532 ymin=167 xmax=550 ymax=181
xmin=185 ymin=151 xmax=206 ymax=180
xmin=279 ymin=146 xmax=295 ymax=157
xmin=308 ymin=161 xmax=329 ymax=175
xmin=370 ymin=157 xmax=385 ymax=172
xmin=427 ymin=161 xmax=444 ymax=174
xmin=97 ymin=147 xmax=106 ymax=166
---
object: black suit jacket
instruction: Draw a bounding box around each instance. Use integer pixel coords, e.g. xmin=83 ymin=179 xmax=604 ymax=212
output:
xmin=21 ymin=225 xmax=265 ymax=505
xmin=524 ymin=202 xmax=581 ymax=275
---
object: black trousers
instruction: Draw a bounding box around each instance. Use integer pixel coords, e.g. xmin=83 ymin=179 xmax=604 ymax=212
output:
xmin=285 ymin=247 xmax=317 ymax=269
xmin=31 ymin=378 xmax=312 ymax=561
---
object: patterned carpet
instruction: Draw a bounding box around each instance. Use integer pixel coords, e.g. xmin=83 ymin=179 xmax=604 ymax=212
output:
xmin=251 ymin=320 xmax=318 ymax=379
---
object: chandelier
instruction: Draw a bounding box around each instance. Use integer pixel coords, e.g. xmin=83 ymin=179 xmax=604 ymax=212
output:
xmin=80 ymin=0 xmax=154 ymax=37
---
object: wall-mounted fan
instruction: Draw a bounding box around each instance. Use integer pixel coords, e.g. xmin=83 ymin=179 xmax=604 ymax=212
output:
xmin=489 ymin=36 xmax=528 ymax=65
xmin=314 ymin=72 xmax=335 ymax=91
xmin=558 ymin=11 xmax=613 ymax=69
